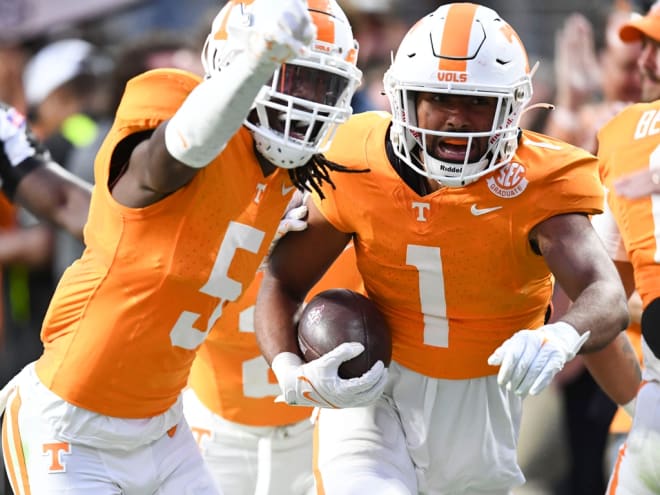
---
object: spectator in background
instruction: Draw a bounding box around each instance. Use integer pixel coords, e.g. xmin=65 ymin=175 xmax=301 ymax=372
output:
xmin=0 ymin=44 xmax=28 ymax=111
xmin=23 ymin=38 xmax=111 ymax=160
xmin=544 ymin=4 xmax=642 ymax=153
xmin=342 ymin=1 xmax=408 ymax=112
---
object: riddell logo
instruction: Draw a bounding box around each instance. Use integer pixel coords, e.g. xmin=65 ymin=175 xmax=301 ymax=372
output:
xmin=437 ymin=72 xmax=467 ymax=83
xmin=486 ymin=162 xmax=528 ymax=198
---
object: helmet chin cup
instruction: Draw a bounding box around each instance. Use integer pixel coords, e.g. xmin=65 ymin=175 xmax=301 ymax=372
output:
xmin=252 ymin=130 xmax=313 ymax=169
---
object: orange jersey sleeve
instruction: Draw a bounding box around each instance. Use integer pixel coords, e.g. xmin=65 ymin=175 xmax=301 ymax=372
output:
xmin=598 ymin=101 xmax=660 ymax=308
xmin=36 ymin=69 xmax=297 ymax=418
xmin=189 ymin=243 xmax=363 ymax=426
xmin=313 ymin=112 xmax=604 ymax=379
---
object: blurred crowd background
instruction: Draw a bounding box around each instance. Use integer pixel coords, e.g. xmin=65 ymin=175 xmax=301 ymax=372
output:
xmin=0 ymin=0 xmax=655 ymax=494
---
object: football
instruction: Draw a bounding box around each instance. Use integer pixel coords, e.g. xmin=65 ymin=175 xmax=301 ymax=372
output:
xmin=297 ymin=288 xmax=392 ymax=379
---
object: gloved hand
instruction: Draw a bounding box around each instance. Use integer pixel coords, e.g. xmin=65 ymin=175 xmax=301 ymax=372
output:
xmin=273 ymin=191 xmax=308 ymax=244
xmin=0 ymin=103 xmax=46 ymax=169
xmin=271 ymin=343 xmax=388 ymax=408
xmin=488 ymin=322 xmax=590 ymax=396
xmin=230 ymin=0 xmax=316 ymax=65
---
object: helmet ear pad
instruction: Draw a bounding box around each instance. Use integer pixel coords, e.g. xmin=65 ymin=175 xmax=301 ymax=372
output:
xmin=384 ymin=3 xmax=533 ymax=187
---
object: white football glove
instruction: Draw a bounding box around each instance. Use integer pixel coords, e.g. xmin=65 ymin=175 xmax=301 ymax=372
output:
xmin=488 ymin=322 xmax=590 ymax=397
xmin=230 ymin=0 xmax=316 ymax=66
xmin=0 ymin=103 xmax=46 ymax=169
xmin=271 ymin=343 xmax=388 ymax=408
xmin=273 ymin=191 xmax=308 ymax=244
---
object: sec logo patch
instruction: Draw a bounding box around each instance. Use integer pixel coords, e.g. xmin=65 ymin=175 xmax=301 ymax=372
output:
xmin=487 ymin=162 xmax=528 ymax=198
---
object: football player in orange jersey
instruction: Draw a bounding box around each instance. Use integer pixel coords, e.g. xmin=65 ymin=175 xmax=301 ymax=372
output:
xmin=0 ymin=102 xmax=90 ymax=239
xmin=184 ymin=233 xmax=363 ymax=495
xmin=595 ymin=5 xmax=660 ymax=494
xmin=0 ymin=0 xmax=381 ymax=493
xmin=255 ymin=3 xmax=632 ymax=494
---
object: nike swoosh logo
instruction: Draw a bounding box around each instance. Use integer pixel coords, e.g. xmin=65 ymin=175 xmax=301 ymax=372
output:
xmin=298 ymin=376 xmax=339 ymax=408
xmin=282 ymin=183 xmax=296 ymax=195
xmin=470 ymin=204 xmax=503 ymax=216
xmin=302 ymin=391 xmax=323 ymax=405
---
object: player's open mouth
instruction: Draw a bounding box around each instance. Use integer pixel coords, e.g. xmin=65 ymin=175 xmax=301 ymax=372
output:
xmin=435 ymin=137 xmax=471 ymax=162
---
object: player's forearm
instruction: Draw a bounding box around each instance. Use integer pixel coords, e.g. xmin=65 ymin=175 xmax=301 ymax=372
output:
xmin=255 ymin=270 xmax=305 ymax=365
xmin=562 ymin=280 xmax=629 ymax=352
xmin=582 ymin=331 xmax=641 ymax=405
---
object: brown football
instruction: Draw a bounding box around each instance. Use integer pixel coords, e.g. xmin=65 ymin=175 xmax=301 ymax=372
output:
xmin=297 ymin=289 xmax=392 ymax=379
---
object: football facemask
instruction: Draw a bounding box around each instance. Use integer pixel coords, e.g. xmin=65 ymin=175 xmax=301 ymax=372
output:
xmin=384 ymin=2 xmax=533 ymax=187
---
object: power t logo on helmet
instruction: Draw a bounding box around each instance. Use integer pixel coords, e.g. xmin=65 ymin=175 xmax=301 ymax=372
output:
xmin=385 ymin=2 xmax=533 ymax=187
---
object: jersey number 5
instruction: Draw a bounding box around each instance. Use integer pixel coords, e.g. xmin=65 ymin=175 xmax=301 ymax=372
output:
xmin=170 ymin=221 xmax=265 ymax=350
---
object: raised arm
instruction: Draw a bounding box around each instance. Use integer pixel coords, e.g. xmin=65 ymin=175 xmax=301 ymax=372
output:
xmin=110 ymin=0 xmax=316 ymax=208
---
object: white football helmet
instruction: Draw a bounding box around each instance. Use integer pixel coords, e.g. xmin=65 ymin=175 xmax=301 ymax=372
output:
xmin=384 ymin=3 xmax=533 ymax=187
xmin=203 ymin=0 xmax=362 ymax=169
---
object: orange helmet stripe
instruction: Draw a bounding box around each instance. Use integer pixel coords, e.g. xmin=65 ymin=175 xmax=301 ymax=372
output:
xmin=310 ymin=0 xmax=336 ymax=45
xmin=437 ymin=3 xmax=478 ymax=72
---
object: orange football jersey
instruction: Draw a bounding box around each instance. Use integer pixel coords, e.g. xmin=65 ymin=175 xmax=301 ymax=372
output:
xmin=35 ymin=69 xmax=296 ymax=418
xmin=189 ymin=244 xmax=363 ymax=426
xmin=598 ymin=101 xmax=660 ymax=308
xmin=314 ymin=112 xmax=604 ymax=379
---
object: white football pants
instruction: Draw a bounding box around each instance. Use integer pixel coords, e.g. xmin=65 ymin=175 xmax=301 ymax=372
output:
xmin=315 ymin=361 xmax=525 ymax=495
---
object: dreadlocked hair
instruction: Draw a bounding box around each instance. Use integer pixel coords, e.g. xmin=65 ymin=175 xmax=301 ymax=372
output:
xmin=288 ymin=154 xmax=369 ymax=199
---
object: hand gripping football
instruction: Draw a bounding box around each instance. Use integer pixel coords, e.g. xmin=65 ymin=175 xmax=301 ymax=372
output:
xmin=297 ymin=289 xmax=392 ymax=379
